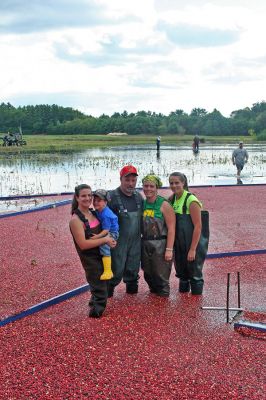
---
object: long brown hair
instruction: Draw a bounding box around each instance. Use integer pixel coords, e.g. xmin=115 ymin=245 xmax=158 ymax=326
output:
xmin=169 ymin=172 xmax=189 ymax=191
xmin=71 ymin=184 xmax=91 ymax=214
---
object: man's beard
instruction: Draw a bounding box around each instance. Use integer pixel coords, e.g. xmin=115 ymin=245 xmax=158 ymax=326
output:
xmin=125 ymin=187 xmax=135 ymax=194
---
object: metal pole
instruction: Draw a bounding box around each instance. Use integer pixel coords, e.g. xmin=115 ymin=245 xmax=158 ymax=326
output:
xmin=237 ymin=271 xmax=241 ymax=308
xmin=226 ymin=273 xmax=230 ymax=323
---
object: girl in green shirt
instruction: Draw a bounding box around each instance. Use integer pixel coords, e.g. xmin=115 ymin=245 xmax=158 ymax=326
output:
xmin=169 ymin=172 xmax=209 ymax=295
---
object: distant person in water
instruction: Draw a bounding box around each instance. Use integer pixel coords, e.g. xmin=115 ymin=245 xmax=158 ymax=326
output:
xmin=193 ymin=135 xmax=200 ymax=152
xmin=156 ymin=136 xmax=161 ymax=151
xmin=232 ymin=141 xmax=248 ymax=179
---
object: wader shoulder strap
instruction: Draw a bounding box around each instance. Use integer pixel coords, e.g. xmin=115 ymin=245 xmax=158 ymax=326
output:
xmin=89 ymin=208 xmax=97 ymax=218
xmin=134 ymin=191 xmax=142 ymax=210
xmin=114 ymin=189 xmax=126 ymax=213
xmin=74 ymin=209 xmax=93 ymax=238
xmin=114 ymin=189 xmax=141 ymax=212
xmin=182 ymin=192 xmax=192 ymax=214
xmin=169 ymin=192 xmax=192 ymax=213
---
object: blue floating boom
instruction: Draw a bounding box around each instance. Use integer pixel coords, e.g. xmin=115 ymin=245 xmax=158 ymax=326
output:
xmin=0 ymin=199 xmax=72 ymax=219
xmin=0 ymin=284 xmax=90 ymax=327
xmin=234 ymin=320 xmax=266 ymax=332
xmin=207 ymin=249 xmax=266 ymax=258
xmin=0 ymin=192 xmax=73 ymax=200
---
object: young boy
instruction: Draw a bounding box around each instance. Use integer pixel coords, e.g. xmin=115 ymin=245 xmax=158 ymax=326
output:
xmin=92 ymin=189 xmax=119 ymax=280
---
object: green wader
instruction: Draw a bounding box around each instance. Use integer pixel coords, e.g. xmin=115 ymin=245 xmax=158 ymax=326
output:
xmin=109 ymin=190 xmax=142 ymax=293
xmin=142 ymin=210 xmax=172 ymax=297
xmin=174 ymin=211 xmax=209 ymax=295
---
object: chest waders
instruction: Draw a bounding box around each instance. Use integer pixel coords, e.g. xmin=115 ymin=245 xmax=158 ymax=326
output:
xmin=72 ymin=209 xmax=108 ymax=316
xmin=141 ymin=196 xmax=172 ymax=297
xmin=174 ymin=193 xmax=209 ymax=295
xmin=109 ymin=189 xmax=142 ymax=293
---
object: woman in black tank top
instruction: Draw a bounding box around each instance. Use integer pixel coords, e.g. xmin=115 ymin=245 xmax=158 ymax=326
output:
xmin=70 ymin=184 xmax=116 ymax=318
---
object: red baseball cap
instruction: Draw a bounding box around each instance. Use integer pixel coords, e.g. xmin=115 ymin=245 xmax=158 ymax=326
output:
xmin=120 ymin=165 xmax=138 ymax=177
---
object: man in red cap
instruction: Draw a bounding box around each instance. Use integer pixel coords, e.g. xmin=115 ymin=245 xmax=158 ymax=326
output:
xmin=107 ymin=165 xmax=143 ymax=297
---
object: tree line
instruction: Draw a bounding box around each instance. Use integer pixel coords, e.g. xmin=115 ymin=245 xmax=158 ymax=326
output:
xmin=1 ymin=101 xmax=266 ymax=139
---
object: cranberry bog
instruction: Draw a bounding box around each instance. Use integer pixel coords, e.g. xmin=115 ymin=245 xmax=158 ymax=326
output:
xmin=0 ymin=144 xmax=265 ymax=197
xmin=0 ymin=185 xmax=265 ymax=399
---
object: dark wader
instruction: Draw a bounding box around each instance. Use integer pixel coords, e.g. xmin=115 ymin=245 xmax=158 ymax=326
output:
xmin=174 ymin=194 xmax=209 ymax=295
xmin=109 ymin=190 xmax=142 ymax=294
xmin=142 ymin=217 xmax=172 ymax=297
xmin=72 ymin=210 xmax=108 ymax=316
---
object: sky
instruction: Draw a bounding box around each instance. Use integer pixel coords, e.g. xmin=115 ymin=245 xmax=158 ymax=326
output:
xmin=1 ymin=0 xmax=266 ymax=118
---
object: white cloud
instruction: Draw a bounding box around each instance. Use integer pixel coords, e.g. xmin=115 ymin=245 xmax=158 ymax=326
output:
xmin=0 ymin=0 xmax=266 ymax=117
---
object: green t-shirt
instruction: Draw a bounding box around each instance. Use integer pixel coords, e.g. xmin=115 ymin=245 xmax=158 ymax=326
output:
xmin=143 ymin=195 xmax=165 ymax=220
xmin=172 ymin=190 xmax=201 ymax=215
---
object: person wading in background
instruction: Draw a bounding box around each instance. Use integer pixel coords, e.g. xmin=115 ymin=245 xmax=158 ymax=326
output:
xmin=192 ymin=135 xmax=200 ymax=153
xmin=232 ymin=141 xmax=249 ymax=179
xmin=156 ymin=136 xmax=161 ymax=151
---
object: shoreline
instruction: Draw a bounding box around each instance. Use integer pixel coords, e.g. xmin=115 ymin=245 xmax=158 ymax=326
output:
xmin=0 ymin=134 xmax=263 ymax=155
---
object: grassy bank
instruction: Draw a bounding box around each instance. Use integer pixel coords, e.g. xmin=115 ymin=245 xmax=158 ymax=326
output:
xmin=0 ymin=134 xmax=257 ymax=155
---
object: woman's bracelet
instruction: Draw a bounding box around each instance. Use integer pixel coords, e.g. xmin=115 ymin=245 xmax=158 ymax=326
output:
xmin=166 ymin=248 xmax=173 ymax=251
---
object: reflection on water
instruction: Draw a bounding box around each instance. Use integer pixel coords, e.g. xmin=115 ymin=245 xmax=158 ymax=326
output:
xmin=0 ymin=144 xmax=265 ymax=196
